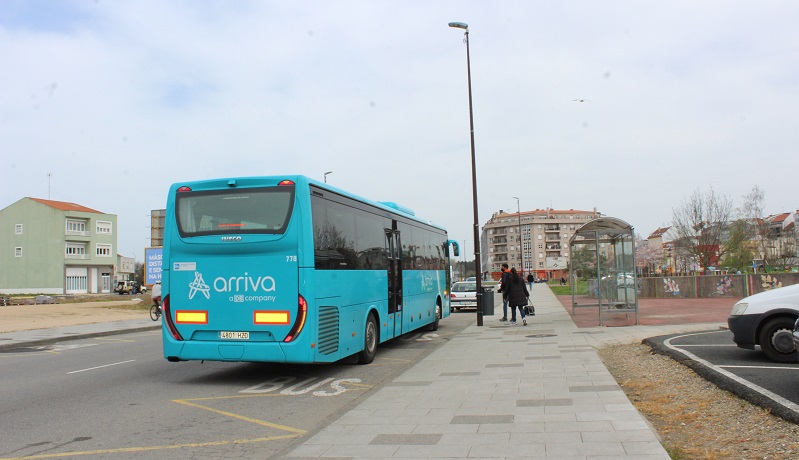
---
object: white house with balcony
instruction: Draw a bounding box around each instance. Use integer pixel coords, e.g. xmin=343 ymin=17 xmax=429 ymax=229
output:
xmin=0 ymin=198 xmax=118 ymax=294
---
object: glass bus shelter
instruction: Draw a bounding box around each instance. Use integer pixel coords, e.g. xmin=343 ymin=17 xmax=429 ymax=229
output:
xmin=568 ymin=217 xmax=638 ymax=325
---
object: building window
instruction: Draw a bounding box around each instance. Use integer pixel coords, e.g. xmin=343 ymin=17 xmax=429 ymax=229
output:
xmin=96 ymin=244 xmax=112 ymax=257
xmin=15 ymin=224 xmax=23 ymax=235
xmin=66 ymin=219 xmax=88 ymax=235
xmin=66 ymin=275 xmax=87 ymax=291
xmin=66 ymin=242 xmax=87 ymax=258
xmin=96 ymin=221 xmax=113 ymax=234
xmin=15 ymin=247 xmax=22 ymax=257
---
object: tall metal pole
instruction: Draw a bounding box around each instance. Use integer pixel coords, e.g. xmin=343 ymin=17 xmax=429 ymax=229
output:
xmin=514 ymin=196 xmax=522 ymax=275
xmin=449 ymin=21 xmax=482 ymax=326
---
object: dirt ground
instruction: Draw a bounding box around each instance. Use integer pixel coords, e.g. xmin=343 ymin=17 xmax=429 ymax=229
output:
xmin=0 ymin=298 xmax=148 ymax=333
xmin=600 ymin=343 xmax=799 ymax=460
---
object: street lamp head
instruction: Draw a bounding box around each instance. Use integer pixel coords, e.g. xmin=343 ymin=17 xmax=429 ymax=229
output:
xmin=448 ymin=22 xmax=468 ymax=30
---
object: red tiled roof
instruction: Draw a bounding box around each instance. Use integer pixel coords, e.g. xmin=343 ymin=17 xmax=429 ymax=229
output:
xmin=647 ymin=227 xmax=670 ymax=239
xmin=770 ymin=213 xmax=790 ymax=223
xmin=28 ymin=198 xmax=103 ymax=214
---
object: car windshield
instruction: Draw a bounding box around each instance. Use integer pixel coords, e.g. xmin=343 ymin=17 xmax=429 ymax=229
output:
xmin=452 ymin=283 xmax=476 ymax=292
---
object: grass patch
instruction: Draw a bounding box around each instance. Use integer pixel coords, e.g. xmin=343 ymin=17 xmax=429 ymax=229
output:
xmin=548 ymin=280 xmax=588 ymax=296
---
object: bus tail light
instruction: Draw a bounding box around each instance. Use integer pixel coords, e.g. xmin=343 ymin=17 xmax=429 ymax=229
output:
xmin=176 ymin=186 xmax=192 ymax=192
xmin=254 ymin=311 xmax=290 ymax=324
xmin=162 ymin=295 xmax=184 ymax=341
xmin=283 ymin=295 xmax=308 ymax=342
xmin=278 ymin=180 xmax=295 ymax=186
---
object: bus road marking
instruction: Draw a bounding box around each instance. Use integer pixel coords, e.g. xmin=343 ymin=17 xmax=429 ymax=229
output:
xmin=240 ymin=376 xmax=369 ymax=396
xmin=67 ymin=360 xmax=135 ymax=374
xmin=398 ymin=332 xmax=440 ymax=342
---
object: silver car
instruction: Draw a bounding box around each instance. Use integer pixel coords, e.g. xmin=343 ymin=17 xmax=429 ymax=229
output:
xmin=450 ymin=281 xmax=477 ymax=310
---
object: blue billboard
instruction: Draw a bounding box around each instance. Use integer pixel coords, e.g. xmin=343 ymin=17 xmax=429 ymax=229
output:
xmin=145 ymin=247 xmax=163 ymax=285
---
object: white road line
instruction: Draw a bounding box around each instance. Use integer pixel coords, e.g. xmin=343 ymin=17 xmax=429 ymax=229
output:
xmin=676 ymin=344 xmax=738 ymax=347
xmin=720 ymin=365 xmax=799 ymax=370
xmin=664 ymin=331 xmax=799 ymax=414
xmin=67 ymin=359 xmax=136 ymax=374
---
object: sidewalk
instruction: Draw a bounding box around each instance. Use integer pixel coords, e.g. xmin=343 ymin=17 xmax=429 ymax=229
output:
xmin=0 ymin=286 xmax=726 ymax=459
xmin=284 ymin=285 xmax=724 ymax=459
xmin=0 ymin=317 xmax=159 ymax=349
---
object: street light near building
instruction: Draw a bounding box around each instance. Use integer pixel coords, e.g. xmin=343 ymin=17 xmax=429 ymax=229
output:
xmin=448 ymin=21 xmax=483 ymax=326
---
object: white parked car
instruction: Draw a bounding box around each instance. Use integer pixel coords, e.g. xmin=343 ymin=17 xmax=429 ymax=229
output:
xmin=450 ymin=281 xmax=477 ymax=310
xmin=728 ymin=283 xmax=799 ymax=363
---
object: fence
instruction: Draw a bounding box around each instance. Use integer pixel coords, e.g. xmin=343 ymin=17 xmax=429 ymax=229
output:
xmin=587 ymin=273 xmax=799 ymax=299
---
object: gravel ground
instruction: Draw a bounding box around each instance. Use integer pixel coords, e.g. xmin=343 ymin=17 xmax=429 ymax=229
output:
xmin=599 ymin=343 xmax=799 ymax=460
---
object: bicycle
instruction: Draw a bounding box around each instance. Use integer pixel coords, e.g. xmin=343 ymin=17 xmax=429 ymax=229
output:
xmin=149 ymin=299 xmax=162 ymax=321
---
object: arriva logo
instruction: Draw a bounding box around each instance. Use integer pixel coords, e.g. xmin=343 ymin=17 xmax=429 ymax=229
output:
xmin=213 ymin=273 xmax=276 ymax=292
xmin=188 ymin=271 xmax=276 ymax=300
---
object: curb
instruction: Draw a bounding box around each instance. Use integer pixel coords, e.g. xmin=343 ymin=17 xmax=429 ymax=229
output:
xmin=644 ymin=332 xmax=799 ymax=425
xmin=0 ymin=325 xmax=161 ymax=350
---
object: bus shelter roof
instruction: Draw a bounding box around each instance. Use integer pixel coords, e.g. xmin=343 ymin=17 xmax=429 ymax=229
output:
xmin=569 ymin=217 xmax=634 ymax=245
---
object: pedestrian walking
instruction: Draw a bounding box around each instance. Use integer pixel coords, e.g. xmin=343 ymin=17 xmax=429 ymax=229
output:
xmin=497 ymin=263 xmax=510 ymax=321
xmin=527 ymin=273 xmax=534 ymax=290
xmin=505 ymin=267 xmax=529 ymax=325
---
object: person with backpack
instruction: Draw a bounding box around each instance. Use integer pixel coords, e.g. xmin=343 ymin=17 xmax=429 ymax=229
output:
xmin=505 ymin=267 xmax=530 ymax=325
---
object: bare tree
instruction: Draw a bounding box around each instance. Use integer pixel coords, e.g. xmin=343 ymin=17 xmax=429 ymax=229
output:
xmin=775 ymin=230 xmax=799 ymax=269
xmin=671 ymin=187 xmax=734 ymax=272
xmin=739 ymin=185 xmax=771 ymax=266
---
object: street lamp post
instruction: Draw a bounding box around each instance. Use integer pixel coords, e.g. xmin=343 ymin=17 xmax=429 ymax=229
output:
xmin=514 ymin=196 xmax=523 ymax=275
xmin=324 ymin=171 xmax=333 ymax=183
xmin=449 ymin=21 xmax=483 ymax=326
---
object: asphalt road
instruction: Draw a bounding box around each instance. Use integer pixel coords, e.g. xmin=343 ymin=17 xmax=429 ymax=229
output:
xmin=646 ymin=328 xmax=799 ymax=424
xmin=0 ymin=313 xmax=474 ymax=460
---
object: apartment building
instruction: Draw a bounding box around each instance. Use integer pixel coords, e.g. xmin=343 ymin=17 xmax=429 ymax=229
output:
xmin=0 ymin=198 xmax=118 ymax=294
xmin=481 ymin=207 xmax=602 ymax=280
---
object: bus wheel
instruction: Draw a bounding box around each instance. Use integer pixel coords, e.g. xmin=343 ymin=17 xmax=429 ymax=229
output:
xmin=357 ymin=313 xmax=378 ymax=364
xmin=427 ymin=303 xmax=441 ymax=331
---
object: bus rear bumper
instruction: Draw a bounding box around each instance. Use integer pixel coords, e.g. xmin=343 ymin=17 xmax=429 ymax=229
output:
xmin=163 ymin=340 xmax=298 ymax=363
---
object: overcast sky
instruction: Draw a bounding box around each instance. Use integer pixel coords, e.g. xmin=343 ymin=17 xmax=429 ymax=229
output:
xmin=2 ymin=1 xmax=797 ymax=261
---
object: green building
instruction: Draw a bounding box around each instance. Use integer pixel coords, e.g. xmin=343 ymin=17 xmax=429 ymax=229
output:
xmin=0 ymin=198 xmax=118 ymax=294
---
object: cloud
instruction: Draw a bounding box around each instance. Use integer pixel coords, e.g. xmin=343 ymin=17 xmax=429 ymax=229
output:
xmin=1 ymin=1 xmax=798 ymax=259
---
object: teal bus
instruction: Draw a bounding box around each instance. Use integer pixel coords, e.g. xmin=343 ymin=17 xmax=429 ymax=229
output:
xmin=161 ymin=175 xmax=459 ymax=364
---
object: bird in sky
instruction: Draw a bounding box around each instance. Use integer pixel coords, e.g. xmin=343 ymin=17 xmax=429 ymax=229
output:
xmin=573 ymin=99 xmax=589 ymax=102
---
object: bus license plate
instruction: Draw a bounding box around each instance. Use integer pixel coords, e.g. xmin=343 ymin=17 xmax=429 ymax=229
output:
xmin=220 ymin=331 xmax=249 ymax=340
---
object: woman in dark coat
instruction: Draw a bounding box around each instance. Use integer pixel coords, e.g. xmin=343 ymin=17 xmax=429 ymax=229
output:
xmin=505 ymin=267 xmax=529 ymax=325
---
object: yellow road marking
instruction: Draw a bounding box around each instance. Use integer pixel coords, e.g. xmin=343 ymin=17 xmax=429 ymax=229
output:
xmin=172 ymin=398 xmax=305 ymax=434
xmin=0 ymin=435 xmax=302 ymax=460
xmin=0 ymin=394 xmax=307 ymax=460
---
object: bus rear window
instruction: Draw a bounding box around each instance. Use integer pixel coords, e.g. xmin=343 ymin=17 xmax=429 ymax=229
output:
xmin=176 ymin=187 xmax=294 ymax=236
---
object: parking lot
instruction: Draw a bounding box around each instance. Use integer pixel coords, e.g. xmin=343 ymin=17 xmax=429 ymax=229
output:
xmin=647 ymin=328 xmax=799 ymax=424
